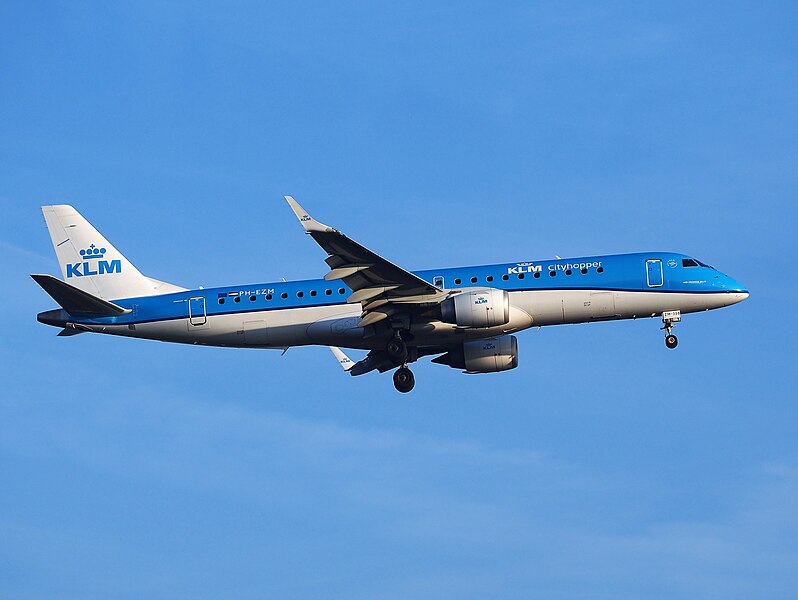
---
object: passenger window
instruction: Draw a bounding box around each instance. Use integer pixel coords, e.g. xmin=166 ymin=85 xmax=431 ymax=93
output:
xmin=250 ymin=295 xmax=256 ymax=301
xmin=534 ymin=272 xmax=541 ymax=278
xmin=581 ymin=268 xmax=587 ymax=274
xmin=486 ymin=275 xmax=493 ymax=282
xmin=297 ymin=291 xmax=304 ymax=298
xmin=281 ymin=292 xmax=288 ymax=299
xmin=310 ymin=290 xmax=317 ymax=297
xmin=470 ymin=276 xmax=477 ymax=283
xmin=265 ymin=294 xmax=272 ymax=300
xmin=597 ymin=267 xmax=604 ymax=273
xmin=234 ymin=296 xmax=241 ymax=303
xmin=218 ymin=298 xmax=225 ymax=305
xmin=502 ymin=274 xmax=509 ymax=281
xmin=565 ymin=269 xmax=572 ymax=276
xmin=549 ymin=270 xmax=556 ymax=277
xmin=325 ymin=289 xmax=332 ymax=295
xmin=518 ymin=273 xmax=525 ymax=279
xmin=454 ymin=278 xmax=461 ymax=285
xmin=339 ymin=288 xmax=346 ymax=294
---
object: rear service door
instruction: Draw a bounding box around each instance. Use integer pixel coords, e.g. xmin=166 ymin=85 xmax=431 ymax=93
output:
xmin=189 ymin=296 xmax=207 ymax=326
xmin=646 ymin=259 xmax=664 ymax=287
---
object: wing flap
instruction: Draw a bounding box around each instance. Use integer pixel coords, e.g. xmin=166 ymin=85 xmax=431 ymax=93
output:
xmin=347 ymin=286 xmax=399 ymax=304
xmin=324 ymin=265 xmax=372 ymax=280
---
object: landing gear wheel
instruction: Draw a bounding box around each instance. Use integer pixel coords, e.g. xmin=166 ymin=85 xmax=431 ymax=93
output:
xmin=386 ymin=338 xmax=408 ymax=362
xmin=393 ymin=366 xmax=415 ymax=393
xmin=665 ymin=334 xmax=678 ymax=349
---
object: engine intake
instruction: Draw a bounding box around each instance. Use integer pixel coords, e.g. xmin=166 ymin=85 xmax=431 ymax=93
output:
xmin=432 ymin=335 xmax=519 ymax=373
xmin=440 ymin=289 xmax=510 ymax=328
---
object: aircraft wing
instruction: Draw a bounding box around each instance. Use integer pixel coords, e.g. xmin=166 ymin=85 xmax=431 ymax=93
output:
xmin=285 ymin=196 xmax=445 ymax=327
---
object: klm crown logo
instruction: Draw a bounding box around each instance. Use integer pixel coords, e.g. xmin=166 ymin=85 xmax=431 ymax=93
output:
xmin=66 ymin=243 xmax=122 ymax=278
xmin=80 ymin=244 xmax=106 ymax=260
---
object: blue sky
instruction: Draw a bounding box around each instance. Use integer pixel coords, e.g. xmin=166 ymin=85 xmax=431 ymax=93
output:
xmin=1 ymin=1 xmax=797 ymax=598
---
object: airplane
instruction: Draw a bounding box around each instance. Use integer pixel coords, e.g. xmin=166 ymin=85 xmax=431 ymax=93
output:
xmin=32 ymin=198 xmax=749 ymax=393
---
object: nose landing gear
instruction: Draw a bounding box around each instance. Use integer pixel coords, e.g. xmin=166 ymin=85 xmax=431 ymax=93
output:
xmin=661 ymin=310 xmax=681 ymax=349
xmin=393 ymin=365 xmax=415 ymax=393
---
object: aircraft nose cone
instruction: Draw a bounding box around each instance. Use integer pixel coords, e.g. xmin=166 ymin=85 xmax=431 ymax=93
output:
xmin=726 ymin=276 xmax=748 ymax=295
xmin=726 ymin=290 xmax=749 ymax=306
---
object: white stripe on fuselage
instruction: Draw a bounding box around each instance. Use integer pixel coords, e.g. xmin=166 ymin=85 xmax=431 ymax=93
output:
xmin=76 ymin=290 xmax=748 ymax=351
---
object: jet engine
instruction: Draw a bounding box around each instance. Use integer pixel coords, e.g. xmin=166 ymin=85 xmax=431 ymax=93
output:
xmin=440 ymin=289 xmax=510 ymax=328
xmin=432 ymin=335 xmax=519 ymax=373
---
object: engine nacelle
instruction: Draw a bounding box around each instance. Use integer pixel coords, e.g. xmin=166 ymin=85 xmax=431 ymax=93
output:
xmin=432 ymin=335 xmax=519 ymax=373
xmin=440 ymin=289 xmax=510 ymax=328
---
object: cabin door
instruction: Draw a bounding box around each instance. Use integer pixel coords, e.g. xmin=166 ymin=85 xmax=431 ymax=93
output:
xmin=646 ymin=259 xmax=664 ymax=288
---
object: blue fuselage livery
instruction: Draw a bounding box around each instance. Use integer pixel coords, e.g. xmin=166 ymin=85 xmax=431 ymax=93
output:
xmin=47 ymin=252 xmax=743 ymax=331
xmin=33 ymin=200 xmax=748 ymax=393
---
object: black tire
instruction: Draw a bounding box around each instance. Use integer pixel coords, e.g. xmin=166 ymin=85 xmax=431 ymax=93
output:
xmin=386 ymin=338 xmax=408 ymax=362
xmin=393 ymin=367 xmax=415 ymax=393
xmin=665 ymin=334 xmax=678 ymax=349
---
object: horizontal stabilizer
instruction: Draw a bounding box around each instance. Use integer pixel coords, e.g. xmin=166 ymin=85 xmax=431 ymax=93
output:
xmin=31 ymin=274 xmax=131 ymax=317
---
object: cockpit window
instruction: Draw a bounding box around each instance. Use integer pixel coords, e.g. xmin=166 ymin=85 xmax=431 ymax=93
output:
xmin=682 ymin=258 xmax=715 ymax=269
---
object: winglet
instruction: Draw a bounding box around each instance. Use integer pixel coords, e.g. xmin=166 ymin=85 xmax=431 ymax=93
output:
xmin=329 ymin=346 xmax=355 ymax=371
xmin=284 ymin=196 xmax=335 ymax=233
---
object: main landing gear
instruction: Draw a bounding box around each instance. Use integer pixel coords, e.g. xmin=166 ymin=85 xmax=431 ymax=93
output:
xmin=387 ymin=331 xmax=415 ymax=392
xmin=393 ymin=366 xmax=415 ymax=393
xmin=661 ymin=310 xmax=681 ymax=349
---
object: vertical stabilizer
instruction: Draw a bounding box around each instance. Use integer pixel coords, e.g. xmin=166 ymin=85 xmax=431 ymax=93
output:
xmin=41 ymin=205 xmax=185 ymax=300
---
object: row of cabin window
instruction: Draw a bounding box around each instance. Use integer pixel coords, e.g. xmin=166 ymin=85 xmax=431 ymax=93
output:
xmin=451 ymin=266 xmax=604 ymax=285
xmin=216 ymin=265 xmax=609 ymax=306
xmin=218 ymin=287 xmax=347 ymax=305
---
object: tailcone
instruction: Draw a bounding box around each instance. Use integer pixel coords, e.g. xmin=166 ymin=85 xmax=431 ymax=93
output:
xmin=37 ymin=308 xmax=70 ymax=328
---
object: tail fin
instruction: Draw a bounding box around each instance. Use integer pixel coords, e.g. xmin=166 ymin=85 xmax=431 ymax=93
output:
xmin=41 ymin=205 xmax=185 ymax=300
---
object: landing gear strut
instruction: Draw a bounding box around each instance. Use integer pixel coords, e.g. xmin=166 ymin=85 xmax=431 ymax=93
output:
xmin=386 ymin=337 xmax=408 ymax=362
xmin=393 ymin=366 xmax=415 ymax=393
xmin=661 ymin=310 xmax=681 ymax=349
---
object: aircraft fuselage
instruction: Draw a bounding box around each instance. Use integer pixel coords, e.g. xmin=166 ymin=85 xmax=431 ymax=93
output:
xmin=40 ymin=251 xmax=748 ymax=350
